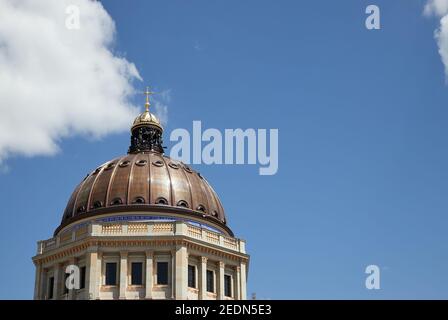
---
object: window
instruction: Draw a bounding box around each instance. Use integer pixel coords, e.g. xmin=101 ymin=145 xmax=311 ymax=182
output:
xmin=131 ymin=262 xmax=143 ymax=285
xmin=48 ymin=277 xmax=54 ymax=299
xmin=177 ymin=200 xmax=189 ymax=208
xmin=105 ymin=262 xmax=117 ymax=285
xmin=63 ymin=272 xmax=69 ymax=294
xmin=224 ymin=275 xmax=232 ymax=297
xmin=188 ymin=265 xmax=196 ymax=288
xmin=110 ymin=198 xmax=123 ymax=206
xmin=206 ymin=270 xmax=214 ymax=293
xmin=155 ymin=197 xmax=168 ymax=205
xmin=132 ymin=197 xmax=145 ymax=204
xmin=93 ymin=201 xmax=103 ymax=209
xmin=80 ymin=266 xmax=86 ymax=289
xmin=157 ymin=262 xmax=168 ymax=285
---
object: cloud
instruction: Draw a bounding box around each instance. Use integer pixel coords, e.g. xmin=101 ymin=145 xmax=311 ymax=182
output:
xmin=424 ymin=0 xmax=448 ymax=17
xmin=153 ymin=90 xmax=171 ymax=127
xmin=424 ymin=1 xmax=448 ymax=80
xmin=0 ymin=0 xmax=142 ymax=165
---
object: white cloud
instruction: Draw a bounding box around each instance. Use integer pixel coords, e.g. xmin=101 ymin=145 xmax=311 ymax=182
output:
xmin=435 ymin=15 xmax=448 ymax=79
xmin=0 ymin=0 xmax=142 ymax=164
xmin=153 ymin=90 xmax=171 ymax=127
xmin=425 ymin=0 xmax=448 ymax=80
xmin=424 ymin=0 xmax=448 ymax=17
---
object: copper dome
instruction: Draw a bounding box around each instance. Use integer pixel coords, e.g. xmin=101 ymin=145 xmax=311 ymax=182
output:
xmin=56 ymin=89 xmax=231 ymax=236
xmin=56 ymin=152 xmax=230 ymax=236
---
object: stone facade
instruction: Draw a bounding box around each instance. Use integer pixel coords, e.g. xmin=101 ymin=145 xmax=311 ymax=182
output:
xmin=32 ymin=217 xmax=248 ymax=300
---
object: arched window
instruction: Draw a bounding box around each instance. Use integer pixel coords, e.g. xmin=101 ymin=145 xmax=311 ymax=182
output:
xmin=132 ymin=197 xmax=145 ymax=204
xmin=177 ymin=200 xmax=189 ymax=208
xmin=155 ymin=197 xmax=168 ymax=205
xmin=93 ymin=200 xmax=103 ymax=209
xmin=110 ymin=198 xmax=123 ymax=206
xmin=136 ymin=159 xmax=147 ymax=166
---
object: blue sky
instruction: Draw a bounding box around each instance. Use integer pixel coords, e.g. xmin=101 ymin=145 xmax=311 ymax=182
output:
xmin=2 ymin=0 xmax=448 ymax=299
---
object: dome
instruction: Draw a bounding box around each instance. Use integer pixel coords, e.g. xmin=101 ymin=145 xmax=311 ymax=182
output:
xmin=131 ymin=87 xmax=162 ymax=131
xmin=132 ymin=110 xmax=162 ymax=131
xmin=55 ymin=87 xmax=231 ymax=236
xmin=56 ymin=152 xmax=230 ymax=236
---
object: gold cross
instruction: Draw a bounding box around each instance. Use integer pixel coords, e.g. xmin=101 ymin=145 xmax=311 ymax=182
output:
xmin=144 ymin=86 xmax=156 ymax=111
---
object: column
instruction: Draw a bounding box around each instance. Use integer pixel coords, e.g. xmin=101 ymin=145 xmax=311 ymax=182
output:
xmin=217 ymin=261 xmax=225 ymax=300
xmin=199 ymin=257 xmax=207 ymax=300
xmin=86 ymin=249 xmax=98 ymax=299
xmin=235 ymin=266 xmax=241 ymax=300
xmin=175 ymin=246 xmax=188 ymax=299
xmin=119 ymin=251 xmax=128 ymax=299
xmin=240 ymin=261 xmax=247 ymax=300
xmin=145 ymin=250 xmax=153 ymax=299
xmin=170 ymin=249 xmax=176 ymax=299
xmin=53 ymin=263 xmax=62 ymax=300
xmin=33 ymin=262 xmax=42 ymax=300
xmin=39 ymin=267 xmax=47 ymax=300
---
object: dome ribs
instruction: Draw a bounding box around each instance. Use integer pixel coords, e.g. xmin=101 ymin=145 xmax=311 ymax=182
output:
xmin=148 ymin=153 xmax=171 ymax=205
xmin=178 ymin=160 xmax=194 ymax=210
xmin=126 ymin=154 xmax=136 ymax=204
xmin=63 ymin=181 xmax=82 ymax=221
xmin=147 ymin=153 xmax=152 ymax=204
xmin=73 ymin=169 xmax=99 ymax=216
xmin=59 ymin=152 xmax=229 ymax=236
xmin=128 ymin=154 xmax=150 ymax=205
xmin=88 ymin=158 xmax=119 ymax=211
xmin=104 ymin=156 xmax=123 ymax=208
xmin=202 ymin=176 xmax=222 ymax=221
xmin=186 ymin=167 xmax=210 ymax=215
xmin=160 ymin=154 xmax=174 ymax=206
xmin=107 ymin=154 xmax=133 ymax=207
xmin=165 ymin=159 xmax=191 ymax=209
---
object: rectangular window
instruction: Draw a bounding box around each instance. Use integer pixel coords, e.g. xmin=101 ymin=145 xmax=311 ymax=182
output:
xmin=80 ymin=266 xmax=86 ymax=289
xmin=188 ymin=265 xmax=196 ymax=288
xmin=224 ymin=274 xmax=232 ymax=297
xmin=157 ymin=262 xmax=168 ymax=285
xmin=48 ymin=277 xmax=54 ymax=299
xmin=206 ymin=270 xmax=214 ymax=293
xmin=131 ymin=262 xmax=143 ymax=285
xmin=105 ymin=262 xmax=117 ymax=286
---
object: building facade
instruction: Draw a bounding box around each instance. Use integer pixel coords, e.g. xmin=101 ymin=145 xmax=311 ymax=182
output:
xmin=32 ymin=89 xmax=249 ymax=300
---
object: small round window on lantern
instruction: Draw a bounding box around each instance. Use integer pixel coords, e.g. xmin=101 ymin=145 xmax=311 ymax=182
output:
xmin=110 ymin=198 xmax=123 ymax=206
xmin=155 ymin=197 xmax=168 ymax=205
xmin=196 ymin=205 xmax=206 ymax=213
xmin=177 ymin=200 xmax=189 ymax=208
xmin=132 ymin=197 xmax=145 ymax=204
xmin=212 ymin=210 xmax=218 ymax=217
xmin=183 ymin=165 xmax=193 ymax=173
xmin=77 ymin=205 xmax=86 ymax=213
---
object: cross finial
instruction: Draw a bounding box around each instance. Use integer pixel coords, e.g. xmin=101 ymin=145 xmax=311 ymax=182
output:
xmin=144 ymin=86 xmax=155 ymax=112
